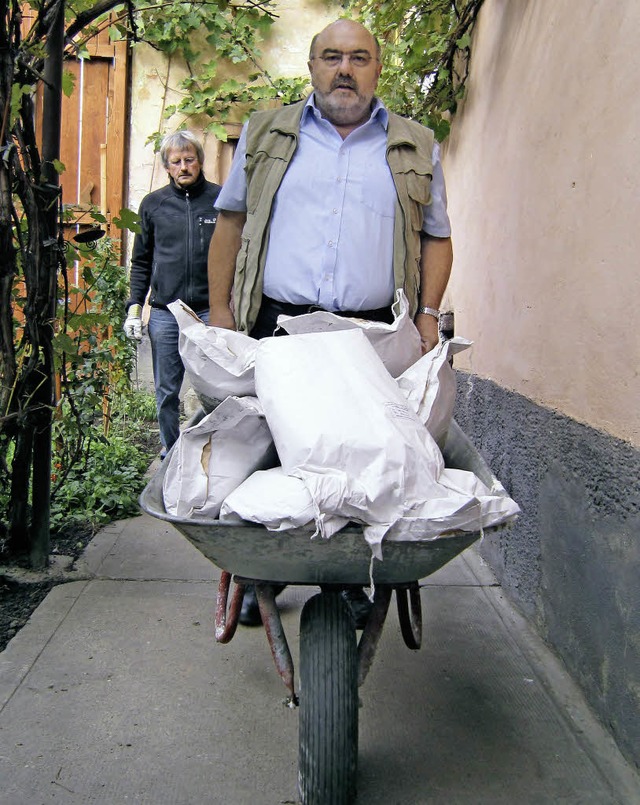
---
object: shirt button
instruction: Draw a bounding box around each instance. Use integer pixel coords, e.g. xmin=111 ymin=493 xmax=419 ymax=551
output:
xmin=328 ymin=241 xmax=334 ymax=247
xmin=333 ymin=208 xmax=338 ymax=214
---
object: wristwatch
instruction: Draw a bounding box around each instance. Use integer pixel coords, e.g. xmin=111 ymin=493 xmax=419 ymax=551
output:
xmin=418 ymin=305 xmax=440 ymax=319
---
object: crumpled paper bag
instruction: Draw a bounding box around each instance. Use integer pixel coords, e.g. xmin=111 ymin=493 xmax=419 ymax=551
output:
xmin=397 ymin=336 xmax=473 ymax=449
xmin=162 ymin=396 xmax=277 ymax=518
xmin=167 ymin=300 xmax=257 ymax=406
xmin=220 ymin=467 xmax=349 ymax=537
xmin=276 ymin=288 xmax=421 ymax=378
xmin=254 ymin=328 xmax=486 ymax=557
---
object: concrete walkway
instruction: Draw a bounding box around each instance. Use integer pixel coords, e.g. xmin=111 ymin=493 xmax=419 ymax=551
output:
xmin=1 ymin=504 xmax=639 ymax=804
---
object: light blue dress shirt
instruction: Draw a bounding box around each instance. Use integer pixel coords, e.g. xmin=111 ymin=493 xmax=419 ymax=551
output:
xmin=216 ymin=96 xmax=451 ymax=311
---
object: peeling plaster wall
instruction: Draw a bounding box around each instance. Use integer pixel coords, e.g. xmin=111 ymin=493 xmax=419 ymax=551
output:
xmin=444 ymin=0 xmax=640 ymax=769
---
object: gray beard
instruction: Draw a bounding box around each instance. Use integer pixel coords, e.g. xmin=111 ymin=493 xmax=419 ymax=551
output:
xmin=315 ymin=91 xmax=372 ymax=127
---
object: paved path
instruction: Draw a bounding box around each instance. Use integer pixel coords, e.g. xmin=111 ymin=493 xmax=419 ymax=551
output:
xmin=1 ymin=510 xmax=638 ymax=804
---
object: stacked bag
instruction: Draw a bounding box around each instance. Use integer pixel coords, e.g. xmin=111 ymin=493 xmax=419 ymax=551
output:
xmin=163 ymin=292 xmax=520 ymax=559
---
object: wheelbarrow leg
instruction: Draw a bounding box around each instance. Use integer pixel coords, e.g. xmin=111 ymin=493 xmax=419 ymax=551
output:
xmin=215 ymin=571 xmax=245 ymax=643
xmin=356 ymin=585 xmax=393 ymax=687
xmin=255 ymin=582 xmax=297 ymax=706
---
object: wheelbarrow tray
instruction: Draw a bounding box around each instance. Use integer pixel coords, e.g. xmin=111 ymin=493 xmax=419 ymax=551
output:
xmin=139 ymin=419 xmax=503 ymax=585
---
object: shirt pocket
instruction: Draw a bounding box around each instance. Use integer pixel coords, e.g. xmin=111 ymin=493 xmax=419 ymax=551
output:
xmin=360 ymin=161 xmax=396 ymax=219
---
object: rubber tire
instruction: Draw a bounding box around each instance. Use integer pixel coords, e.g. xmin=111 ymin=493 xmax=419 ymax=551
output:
xmin=298 ymin=591 xmax=358 ymax=805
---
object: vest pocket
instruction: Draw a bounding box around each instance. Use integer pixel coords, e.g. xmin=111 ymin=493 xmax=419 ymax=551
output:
xmin=405 ymin=172 xmax=432 ymax=231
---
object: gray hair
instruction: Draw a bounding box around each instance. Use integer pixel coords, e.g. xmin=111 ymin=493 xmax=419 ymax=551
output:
xmin=160 ymin=131 xmax=205 ymax=168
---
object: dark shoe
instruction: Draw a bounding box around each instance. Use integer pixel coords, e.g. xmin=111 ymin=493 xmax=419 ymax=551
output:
xmin=341 ymin=586 xmax=373 ymax=629
xmin=239 ymin=585 xmax=262 ymax=626
xmin=239 ymin=584 xmax=287 ymax=627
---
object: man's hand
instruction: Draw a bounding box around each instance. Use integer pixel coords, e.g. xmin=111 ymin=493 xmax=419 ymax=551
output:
xmin=208 ymin=306 xmax=237 ymax=331
xmin=124 ymin=304 xmax=143 ymax=341
xmin=415 ymin=312 xmax=440 ymax=354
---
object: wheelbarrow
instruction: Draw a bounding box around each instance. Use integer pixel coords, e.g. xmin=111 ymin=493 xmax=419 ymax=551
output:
xmin=139 ymin=418 xmax=511 ymax=805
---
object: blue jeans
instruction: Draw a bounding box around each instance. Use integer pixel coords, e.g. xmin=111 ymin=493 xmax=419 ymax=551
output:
xmin=148 ymin=306 xmax=209 ymax=452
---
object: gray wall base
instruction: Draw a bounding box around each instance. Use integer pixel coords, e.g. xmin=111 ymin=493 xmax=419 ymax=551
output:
xmin=454 ymin=372 xmax=640 ymax=770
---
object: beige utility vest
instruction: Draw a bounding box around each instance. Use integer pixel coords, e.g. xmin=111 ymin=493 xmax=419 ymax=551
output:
xmin=233 ymin=100 xmax=435 ymax=333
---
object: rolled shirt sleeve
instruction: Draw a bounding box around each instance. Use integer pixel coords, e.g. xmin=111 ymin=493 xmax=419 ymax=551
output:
xmin=215 ymin=125 xmax=249 ymax=212
xmin=423 ymin=141 xmax=451 ymax=238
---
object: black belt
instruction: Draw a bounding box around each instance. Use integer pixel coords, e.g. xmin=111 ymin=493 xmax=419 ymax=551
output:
xmin=260 ymin=295 xmax=393 ymax=324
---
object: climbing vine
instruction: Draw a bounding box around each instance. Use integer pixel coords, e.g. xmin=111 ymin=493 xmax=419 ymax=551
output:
xmin=94 ymin=0 xmax=309 ymax=141
xmin=349 ymin=0 xmax=485 ymax=139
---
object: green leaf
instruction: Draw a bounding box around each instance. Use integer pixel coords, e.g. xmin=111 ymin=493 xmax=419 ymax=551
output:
xmin=62 ymin=70 xmax=76 ymax=98
xmin=112 ymin=208 xmax=142 ymax=233
xmin=205 ymin=121 xmax=229 ymax=142
xmin=53 ymin=332 xmax=79 ymax=355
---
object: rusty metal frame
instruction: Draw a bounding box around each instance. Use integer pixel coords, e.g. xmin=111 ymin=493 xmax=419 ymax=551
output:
xmin=213 ymin=575 xmax=423 ymax=701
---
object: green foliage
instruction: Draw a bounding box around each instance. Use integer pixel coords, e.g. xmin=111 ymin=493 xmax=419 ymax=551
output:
xmin=44 ymin=216 xmax=158 ymax=534
xmin=62 ymin=70 xmax=76 ymax=98
xmin=52 ymin=216 xmax=138 ymax=479
xmin=120 ymin=0 xmax=310 ymax=139
xmin=0 ymin=206 xmax=154 ymax=544
xmin=348 ymin=0 xmax=485 ymax=139
xmin=50 ymin=402 xmax=157 ymax=532
xmin=125 ymin=0 xmax=483 ymax=142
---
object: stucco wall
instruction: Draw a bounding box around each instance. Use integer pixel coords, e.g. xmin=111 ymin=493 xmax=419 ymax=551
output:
xmin=443 ymin=0 xmax=640 ymax=447
xmin=443 ymin=0 xmax=640 ymax=769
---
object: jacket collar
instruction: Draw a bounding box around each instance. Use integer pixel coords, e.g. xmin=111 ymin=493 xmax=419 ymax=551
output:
xmin=168 ymin=171 xmax=207 ymax=197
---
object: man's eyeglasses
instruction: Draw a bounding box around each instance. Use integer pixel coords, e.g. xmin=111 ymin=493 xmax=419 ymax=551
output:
xmin=169 ymin=157 xmax=197 ymax=167
xmin=311 ymin=51 xmax=375 ymax=68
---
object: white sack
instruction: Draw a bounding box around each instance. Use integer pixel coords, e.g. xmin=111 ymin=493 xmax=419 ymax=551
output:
xmin=276 ymin=289 xmax=421 ymax=378
xmin=397 ymin=337 xmax=473 ymax=449
xmin=167 ymin=300 xmax=257 ymax=405
xmin=385 ymin=468 xmax=520 ymax=542
xmin=162 ymin=396 xmax=277 ymax=518
xmin=254 ymin=329 xmax=477 ymax=556
xmin=220 ymin=467 xmax=349 ymax=537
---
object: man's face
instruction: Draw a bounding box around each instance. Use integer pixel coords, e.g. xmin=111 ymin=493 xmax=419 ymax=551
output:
xmin=308 ymin=20 xmax=382 ymax=129
xmin=166 ymin=145 xmax=202 ymax=187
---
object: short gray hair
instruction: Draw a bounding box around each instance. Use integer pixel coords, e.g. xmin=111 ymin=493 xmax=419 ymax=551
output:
xmin=160 ymin=131 xmax=204 ymax=168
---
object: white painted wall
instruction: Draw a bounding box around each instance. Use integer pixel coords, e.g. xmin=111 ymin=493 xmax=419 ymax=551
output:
xmin=443 ymin=0 xmax=640 ymax=445
xmin=127 ymin=1 xmax=337 ymax=209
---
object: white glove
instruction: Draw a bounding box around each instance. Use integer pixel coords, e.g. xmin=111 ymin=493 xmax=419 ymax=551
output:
xmin=124 ymin=304 xmax=143 ymax=341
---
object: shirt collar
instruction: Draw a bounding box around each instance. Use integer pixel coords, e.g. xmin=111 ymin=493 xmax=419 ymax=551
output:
xmin=303 ymin=93 xmax=389 ymax=130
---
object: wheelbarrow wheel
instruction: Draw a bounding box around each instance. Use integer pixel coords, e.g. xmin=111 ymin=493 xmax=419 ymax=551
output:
xmin=298 ymin=591 xmax=358 ymax=805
